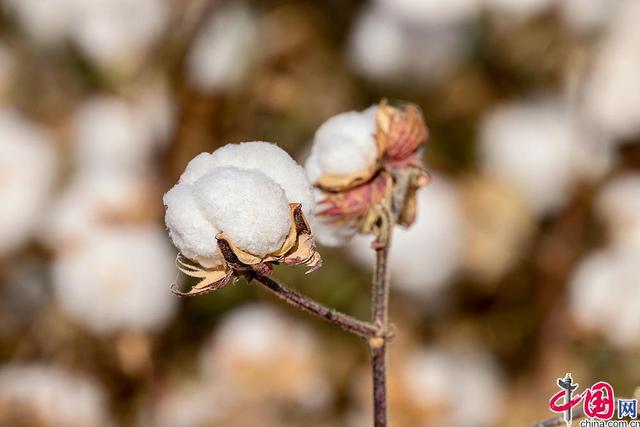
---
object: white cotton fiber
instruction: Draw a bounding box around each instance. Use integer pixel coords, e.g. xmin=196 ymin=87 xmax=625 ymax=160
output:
xmin=180 ymin=142 xmax=315 ymax=218
xmin=205 ymin=141 xmax=315 ymax=218
xmin=166 ymin=142 xmax=314 ymax=262
xmin=53 ymin=226 xmax=177 ymax=334
xmin=0 ymin=110 xmax=57 ymax=255
xmin=596 ymin=174 xmax=640 ymax=248
xmin=0 ymin=364 xmax=111 ymax=427
xmin=193 ymin=167 xmax=292 ymax=257
xmin=163 ymin=183 xmax=222 ymax=268
xmin=307 ymin=107 xmax=378 ymax=182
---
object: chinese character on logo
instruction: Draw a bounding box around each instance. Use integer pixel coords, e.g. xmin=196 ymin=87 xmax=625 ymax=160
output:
xmin=618 ymin=398 xmax=638 ymax=419
xmin=583 ymin=381 xmax=615 ymax=420
xmin=549 ymin=373 xmax=581 ymax=427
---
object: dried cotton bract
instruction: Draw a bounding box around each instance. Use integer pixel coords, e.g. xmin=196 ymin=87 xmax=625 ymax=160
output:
xmin=305 ymin=100 xmax=429 ymax=247
xmin=164 ymin=142 xmax=320 ymax=296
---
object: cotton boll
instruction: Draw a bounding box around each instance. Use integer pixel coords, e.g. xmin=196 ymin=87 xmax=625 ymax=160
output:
xmin=0 ymin=110 xmax=57 ymax=255
xmin=307 ymin=106 xmax=378 ymax=181
xmin=164 ymin=184 xmax=222 ymax=268
xmin=44 ymin=170 xmax=154 ymax=248
xmin=313 ymin=218 xmax=360 ymax=248
xmin=72 ymin=97 xmax=159 ymax=173
xmin=52 ymin=226 xmax=177 ymax=334
xmin=375 ymin=0 xmax=480 ymax=26
xmin=0 ymin=364 xmax=111 ymax=427
xmin=483 ymin=0 xmax=553 ymax=19
xmin=199 ymin=305 xmax=332 ymax=411
xmin=187 ymin=4 xmax=257 ymax=92
xmin=560 ymin=0 xmax=620 ymax=34
xmin=479 ymin=100 xmax=582 ymax=215
xmin=348 ymin=176 xmax=464 ymax=301
xmin=71 ymin=0 xmax=168 ymax=68
xmin=348 ymin=6 xmax=469 ymax=85
xmin=193 ymin=167 xmax=292 ymax=257
xmin=583 ymin=1 xmax=640 ymax=140
xmin=569 ymin=247 xmax=640 ymax=348
xmin=2 ymin=0 xmax=80 ymax=46
xmin=152 ymin=381 xmax=231 ymax=427
xmin=595 ymin=174 xmax=640 ymax=248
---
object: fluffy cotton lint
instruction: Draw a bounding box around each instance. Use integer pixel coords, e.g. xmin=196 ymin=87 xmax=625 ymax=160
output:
xmin=306 ymin=107 xmax=378 ymax=183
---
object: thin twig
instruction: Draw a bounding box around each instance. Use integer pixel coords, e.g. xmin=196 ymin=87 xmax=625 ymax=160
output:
xmin=370 ymin=235 xmax=391 ymax=427
xmin=251 ymin=274 xmax=379 ymax=340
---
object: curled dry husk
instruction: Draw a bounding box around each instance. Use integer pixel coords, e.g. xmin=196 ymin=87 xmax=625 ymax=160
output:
xmin=376 ymin=100 xmax=429 ymax=166
xmin=172 ymin=204 xmax=321 ymax=296
xmin=315 ymin=99 xmax=430 ymax=234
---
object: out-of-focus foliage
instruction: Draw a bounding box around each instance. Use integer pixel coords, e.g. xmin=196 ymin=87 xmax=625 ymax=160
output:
xmin=0 ymin=0 xmax=639 ymax=426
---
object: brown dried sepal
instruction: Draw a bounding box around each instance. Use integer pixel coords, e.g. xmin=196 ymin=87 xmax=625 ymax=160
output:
xmin=376 ymin=99 xmax=428 ymax=166
xmin=171 ymin=204 xmax=322 ymax=297
xmin=315 ymin=161 xmax=381 ymax=193
xmin=317 ymin=172 xmax=392 ymax=225
xmin=171 ymin=253 xmax=233 ymax=297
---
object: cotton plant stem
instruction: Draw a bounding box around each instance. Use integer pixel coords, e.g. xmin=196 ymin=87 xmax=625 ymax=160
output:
xmin=528 ymin=408 xmax=585 ymax=427
xmin=370 ymin=241 xmax=391 ymax=427
xmin=251 ymin=274 xmax=379 ymax=340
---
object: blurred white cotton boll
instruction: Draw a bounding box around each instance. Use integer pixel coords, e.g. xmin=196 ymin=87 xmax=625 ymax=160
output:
xmin=193 ymin=167 xmax=292 ymax=256
xmin=482 ymin=0 xmax=553 ymax=19
xmin=400 ymin=346 xmax=505 ymax=427
xmin=596 ymin=174 xmax=640 ymax=248
xmin=0 ymin=110 xmax=57 ymax=255
xmin=71 ymin=0 xmax=168 ymax=67
xmin=72 ymin=97 xmax=159 ymax=173
xmin=583 ymin=0 xmax=640 ymax=141
xmin=349 ymin=176 xmax=464 ymax=301
xmin=569 ymin=246 xmax=640 ymax=348
xmin=560 ymin=0 xmax=620 ymax=34
xmin=191 ymin=142 xmax=315 ymax=218
xmin=348 ymin=6 xmax=467 ymax=85
xmin=375 ymin=0 xmax=480 ymax=26
xmin=2 ymin=0 xmax=80 ymax=46
xmin=0 ymin=364 xmax=111 ymax=427
xmin=53 ymin=226 xmax=177 ymax=335
xmin=187 ymin=4 xmax=257 ymax=92
xmin=480 ymin=100 xmax=585 ymax=215
xmin=200 ymin=304 xmax=332 ymax=410
xmin=306 ymin=106 xmax=378 ymax=182
xmin=152 ymin=381 xmax=231 ymax=427
xmin=43 ymin=170 xmax=153 ymax=248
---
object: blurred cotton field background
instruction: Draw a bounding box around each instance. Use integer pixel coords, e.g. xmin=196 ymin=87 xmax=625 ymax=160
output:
xmin=0 ymin=0 xmax=639 ymax=426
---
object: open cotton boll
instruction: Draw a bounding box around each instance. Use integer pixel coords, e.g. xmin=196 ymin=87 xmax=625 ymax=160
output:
xmin=52 ymin=226 xmax=177 ymax=334
xmin=482 ymin=0 xmax=553 ymax=19
xmin=479 ymin=100 xmax=581 ymax=215
xmin=70 ymin=0 xmax=167 ymax=68
xmin=187 ymin=4 xmax=257 ymax=92
xmin=199 ymin=305 xmax=332 ymax=410
xmin=194 ymin=167 xmax=292 ymax=257
xmin=596 ymin=174 xmax=640 ymax=248
xmin=0 ymin=110 xmax=57 ymax=255
xmin=569 ymin=247 xmax=640 ymax=348
xmin=583 ymin=1 xmax=640 ymax=141
xmin=348 ymin=176 xmax=464 ymax=301
xmin=43 ymin=170 xmax=154 ymax=248
xmin=348 ymin=5 xmax=469 ymax=85
xmin=72 ymin=97 xmax=158 ymax=172
xmin=0 ymin=364 xmax=111 ymax=427
xmin=375 ymin=0 xmax=480 ymax=26
xmin=2 ymin=0 xmax=80 ymax=46
xmin=179 ymin=142 xmax=315 ymax=218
